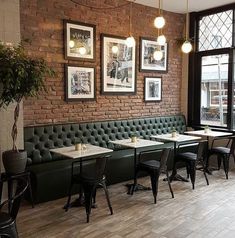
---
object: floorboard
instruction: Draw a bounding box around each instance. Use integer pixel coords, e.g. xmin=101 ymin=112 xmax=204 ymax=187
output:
xmin=17 ymin=168 xmax=235 ymax=238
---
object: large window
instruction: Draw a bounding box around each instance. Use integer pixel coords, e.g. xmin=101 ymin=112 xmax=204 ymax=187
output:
xmin=188 ymin=4 xmax=235 ymax=129
xmin=200 ymin=54 xmax=229 ymax=127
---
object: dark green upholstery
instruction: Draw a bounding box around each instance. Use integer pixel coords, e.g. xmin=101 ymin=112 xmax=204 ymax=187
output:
xmin=24 ymin=115 xmax=186 ymax=203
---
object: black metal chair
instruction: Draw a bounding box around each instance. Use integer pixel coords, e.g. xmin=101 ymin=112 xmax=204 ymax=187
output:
xmin=66 ymin=155 xmax=113 ymax=223
xmin=174 ymin=140 xmax=209 ymax=189
xmin=0 ymin=177 xmax=28 ymax=238
xmin=135 ymin=148 xmax=174 ymax=204
xmin=208 ymin=136 xmax=235 ymax=179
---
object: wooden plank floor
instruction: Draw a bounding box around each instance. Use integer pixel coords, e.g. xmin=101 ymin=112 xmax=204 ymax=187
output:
xmin=18 ymin=168 xmax=235 ymax=238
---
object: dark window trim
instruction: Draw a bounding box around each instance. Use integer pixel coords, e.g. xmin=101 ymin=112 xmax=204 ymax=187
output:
xmin=197 ymin=3 xmax=235 ymax=18
xmin=188 ymin=5 xmax=235 ymax=131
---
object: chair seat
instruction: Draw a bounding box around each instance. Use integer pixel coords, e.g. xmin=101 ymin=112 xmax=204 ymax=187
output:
xmin=138 ymin=160 xmax=160 ymax=169
xmin=73 ymin=173 xmax=105 ymax=184
xmin=210 ymin=147 xmax=230 ymax=155
xmin=176 ymin=152 xmax=197 ymax=161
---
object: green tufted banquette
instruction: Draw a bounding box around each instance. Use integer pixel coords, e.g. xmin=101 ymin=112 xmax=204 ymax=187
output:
xmin=24 ymin=115 xmax=187 ymax=203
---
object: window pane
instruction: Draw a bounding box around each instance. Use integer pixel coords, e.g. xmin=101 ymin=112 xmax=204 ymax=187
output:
xmin=199 ymin=10 xmax=233 ymax=51
xmin=200 ymin=54 xmax=229 ymax=127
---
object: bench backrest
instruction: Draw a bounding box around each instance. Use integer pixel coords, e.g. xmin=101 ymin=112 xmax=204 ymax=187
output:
xmin=24 ymin=115 xmax=186 ymax=165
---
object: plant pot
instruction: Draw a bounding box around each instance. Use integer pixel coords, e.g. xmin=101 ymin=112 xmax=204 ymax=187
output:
xmin=2 ymin=150 xmax=27 ymax=174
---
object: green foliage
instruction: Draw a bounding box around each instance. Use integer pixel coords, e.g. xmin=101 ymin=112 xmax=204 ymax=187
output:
xmin=0 ymin=42 xmax=55 ymax=107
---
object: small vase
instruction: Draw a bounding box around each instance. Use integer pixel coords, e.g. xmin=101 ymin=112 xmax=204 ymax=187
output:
xmin=131 ymin=136 xmax=137 ymax=143
xmin=75 ymin=143 xmax=82 ymax=151
xmin=204 ymin=128 xmax=210 ymax=133
xmin=172 ymin=132 xmax=177 ymax=138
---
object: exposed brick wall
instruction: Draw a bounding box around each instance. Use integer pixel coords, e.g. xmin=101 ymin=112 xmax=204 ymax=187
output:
xmin=20 ymin=0 xmax=185 ymax=126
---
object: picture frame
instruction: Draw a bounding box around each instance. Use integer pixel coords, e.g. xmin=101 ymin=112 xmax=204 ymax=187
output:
xmin=101 ymin=34 xmax=136 ymax=95
xmin=64 ymin=20 xmax=96 ymax=61
xmin=140 ymin=37 xmax=168 ymax=73
xmin=144 ymin=77 xmax=162 ymax=102
xmin=65 ymin=64 xmax=96 ymax=102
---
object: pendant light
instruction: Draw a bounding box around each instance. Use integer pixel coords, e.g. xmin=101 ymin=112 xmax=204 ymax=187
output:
xmin=153 ymin=49 xmax=163 ymax=61
xmin=157 ymin=29 xmax=166 ymax=45
xmin=154 ymin=29 xmax=163 ymax=61
xmin=126 ymin=1 xmax=135 ymax=47
xmin=154 ymin=0 xmax=165 ymax=29
xmin=111 ymin=45 xmax=119 ymax=54
xmin=156 ymin=0 xmax=166 ymax=45
xmin=181 ymin=0 xmax=192 ymax=53
xmin=78 ymin=46 xmax=87 ymax=55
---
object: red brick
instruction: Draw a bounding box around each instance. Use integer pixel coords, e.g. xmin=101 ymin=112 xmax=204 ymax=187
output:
xmin=21 ymin=0 xmax=184 ymax=126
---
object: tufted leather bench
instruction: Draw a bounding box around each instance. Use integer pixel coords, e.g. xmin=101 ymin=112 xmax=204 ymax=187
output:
xmin=24 ymin=115 xmax=187 ymax=203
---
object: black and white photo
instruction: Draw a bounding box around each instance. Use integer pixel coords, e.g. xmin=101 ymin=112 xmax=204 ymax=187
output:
xmin=140 ymin=37 xmax=168 ymax=72
xmin=144 ymin=77 xmax=162 ymax=102
xmin=101 ymin=34 xmax=136 ymax=94
xmin=64 ymin=20 xmax=96 ymax=61
xmin=65 ymin=65 xmax=96 ymax=101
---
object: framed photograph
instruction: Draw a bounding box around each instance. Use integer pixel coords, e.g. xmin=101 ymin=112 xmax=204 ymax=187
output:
xmin=144 ymin=77 xmax=162 ymax=102
xmin=65 ymin=65 xmax=96 ymax=101
xmin=140 ymin=37 xmax=168 ymax=72
xmin=64 ymin=20 xmax=96 ymax=61
xmin=101 ymin=34 xmax=136 ymax=94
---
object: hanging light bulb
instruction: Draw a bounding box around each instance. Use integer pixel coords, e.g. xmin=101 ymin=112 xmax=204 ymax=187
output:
xmin=78 ymin=46 xmax=86 ymax=55
xmin=112 ymin=45 xmax=119 ymax=54
xmin=126 ymin=1 xmax=136 ymax=47
xmin=153 ymin=50 xmax=163 ymax=61
xmin=182 ymin=40 xmax=192 ymax=53
xmin=157 ymin=34 xmax=166 ymax=45
xmin=126 ymin=36 xmax=135 ymax=47
xmin=69 ymin=40 xmax=75 ymax=48
xmin=154 ymin=16 xmax=165 ymax=29
xmin=182 ymin=0 xmax=192 ymax=54
xmin=154 ymin=0 xmax=165 ymax=29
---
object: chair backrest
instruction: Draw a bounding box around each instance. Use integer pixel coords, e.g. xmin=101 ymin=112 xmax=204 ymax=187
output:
xmin=94 ymin=155 xmax=111 ymax=180
xmin=138 ymin=147 xmax=172 ymax=172
xmin=159 ymin=148 xmax=172 ymax=172
xmin=0 ymin=177 xmax=28 ymax=220
xmin=196 ymin=140 xmax=207 ymax=160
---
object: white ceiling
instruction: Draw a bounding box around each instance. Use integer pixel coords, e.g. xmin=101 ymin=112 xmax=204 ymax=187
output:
xmin=131 ymin=0 xmax=234 ymax=13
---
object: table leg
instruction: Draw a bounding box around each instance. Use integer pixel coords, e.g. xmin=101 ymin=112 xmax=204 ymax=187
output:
xmin=204 ymin=136 xmax=214 ymax=175
xmin=169 ymin=142 xmax=189 ymax=182
xmin=64 ymin=159 xmax=96 ymax=209
xmin=126 ymin=148 xmax=151 ymax=195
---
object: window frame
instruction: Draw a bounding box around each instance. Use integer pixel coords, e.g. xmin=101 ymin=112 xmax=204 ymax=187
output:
xmin=188 ymin=3 xmax=235 ymax=130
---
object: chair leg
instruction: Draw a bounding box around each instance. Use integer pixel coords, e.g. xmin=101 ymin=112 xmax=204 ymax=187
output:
xmin=166 ymin=170 xmax=174 ymax=198
xmin=188 ymin=161 xmax=196 ymax=190
xmin=217 ymin=155 xmax=222 ymax=170
xmin=200 ymin=160 xmax=209 ymax=185
xmin=92 ymin=188 xmax=97 ymax=205
xmin=186 ymin=164 xmax=190 ymax=179
xmin=150 ymin=171 xmax=159 ymax=204
xmin=27 ymin=173 xmax=35 ymax=208
xmin=65 ymin=182 xmax=74 ymax=212
xmin=222 ymin=155 xmax=229 ymax=179
xmin=100 ymin=181 xmax=113 ymax=215
xmin=83 ymin=184 xmax=94 ymax=223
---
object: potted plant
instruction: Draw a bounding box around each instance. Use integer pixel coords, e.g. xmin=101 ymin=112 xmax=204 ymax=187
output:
xmin=131 ymin=133 xmax=138 ymax=143
xmin=0 ymin=42 xmax=54 ymax=174
xmin=204 ymin=125 xmax=210 ymax=133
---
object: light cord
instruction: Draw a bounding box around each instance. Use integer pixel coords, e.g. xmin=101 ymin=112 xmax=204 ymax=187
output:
xmin=70 ymin=0 xmax=136 ymax=10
